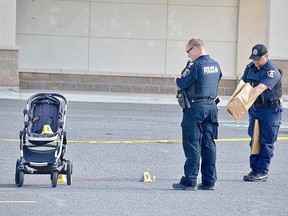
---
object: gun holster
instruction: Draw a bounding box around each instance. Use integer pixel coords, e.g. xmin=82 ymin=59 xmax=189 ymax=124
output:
xmin=176 ymin=90 xmax=189 ymax=109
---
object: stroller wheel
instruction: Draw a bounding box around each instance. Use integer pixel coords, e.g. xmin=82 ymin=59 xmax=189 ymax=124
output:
xmin=51 ymin=171 xmax=58 ymax=188
xmin=15 ymin=159 xmax=24 ymax=187
xmin=15 ymin=170 xmax=24 ymax=187
xmin=66 ymin=160 xmax=73 ymax=185
xmin=15 ymin=159 xmax=20 ymax=172
xmin=63 ymin=131 xmax=67 ymax=145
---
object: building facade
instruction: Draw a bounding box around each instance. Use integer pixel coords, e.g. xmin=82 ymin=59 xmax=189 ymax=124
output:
xmin=1 ymin=0 xmax=287 ymax=95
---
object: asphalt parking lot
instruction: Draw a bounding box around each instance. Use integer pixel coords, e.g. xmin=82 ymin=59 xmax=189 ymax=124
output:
xmin=1 ymin=89 xmax=288 ymax=216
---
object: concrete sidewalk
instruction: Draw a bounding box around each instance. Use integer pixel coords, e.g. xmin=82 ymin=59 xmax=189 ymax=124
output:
xmin=1 ymin=87 xmax=288 ymax=108
xmin=0 ymin=87 xmax=229 ymax=106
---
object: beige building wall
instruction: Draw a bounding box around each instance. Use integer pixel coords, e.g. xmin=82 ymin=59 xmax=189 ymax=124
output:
xmin=237 ymin=0 xmax=269 ymax=78
xmin=268 ymin=0 xmax=288 ymax=60
xmin=237 ymin=0 xmax=288 ymax=75
xmin=0 ymin=0 xmax=287 ymax=94
xmin=236 ymin=0 xmax=288 ymax=95
xmin=16 ymin=0 xmax=238 ymax=79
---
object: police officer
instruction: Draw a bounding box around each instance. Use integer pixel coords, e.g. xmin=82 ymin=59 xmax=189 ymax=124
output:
xmin=172 ymin=38 xmax=222 ymax=190
xmin=241 ymin=44 xmax=282 ymax=182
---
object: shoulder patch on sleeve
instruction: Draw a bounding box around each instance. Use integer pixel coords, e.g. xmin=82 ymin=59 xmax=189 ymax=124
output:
xmin=182 ymin=68 xmax=190 ymax=77
xmin=267 ymin=70 xmax=276 ymax=78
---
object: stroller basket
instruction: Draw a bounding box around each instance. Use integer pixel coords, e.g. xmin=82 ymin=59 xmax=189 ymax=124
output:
xmin=23 ymin=145 xmax=55 ymax=164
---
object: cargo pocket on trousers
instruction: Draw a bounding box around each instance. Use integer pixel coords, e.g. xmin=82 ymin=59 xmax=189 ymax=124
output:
xmin=270 ymin=124 xmax=280 ymax=143
xmin=212 ymin=122 xmax=219 ymax=139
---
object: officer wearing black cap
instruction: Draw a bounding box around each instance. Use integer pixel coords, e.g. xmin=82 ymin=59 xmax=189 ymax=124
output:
xmin=240 ymin=44 xmax=282 ymax=182
xmin=172 ymin=38 xmax=222 ymax=190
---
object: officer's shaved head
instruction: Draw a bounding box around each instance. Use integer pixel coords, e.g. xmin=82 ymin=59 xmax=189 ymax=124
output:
xmin=187 ymin=38 xmax=204 ymax=49
xmin=186 ymin=38 xmax=206 ymax=61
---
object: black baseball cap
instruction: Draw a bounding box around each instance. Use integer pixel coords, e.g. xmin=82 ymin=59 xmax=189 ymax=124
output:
xmin=249 ymin=44 xmax=268 ymax=61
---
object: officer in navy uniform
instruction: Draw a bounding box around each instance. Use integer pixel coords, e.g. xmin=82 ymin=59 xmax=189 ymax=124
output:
xmin=172 ymin=38 xmax=222 ymax=190
xmin=241 ymin=44 xmax=282 ymax=182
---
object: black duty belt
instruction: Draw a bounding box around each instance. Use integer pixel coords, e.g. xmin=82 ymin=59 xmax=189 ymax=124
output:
xmin=253 ymin=98 xmax=281 ymax=108
xmin=190 ymin=97 xmax=215 ymax=103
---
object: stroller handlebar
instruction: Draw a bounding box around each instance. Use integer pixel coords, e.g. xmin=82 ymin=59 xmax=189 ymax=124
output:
xmin=27 ymin=93 xmax=68 ymax=105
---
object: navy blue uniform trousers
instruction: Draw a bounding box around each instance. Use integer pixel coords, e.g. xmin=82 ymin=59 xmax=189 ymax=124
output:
xmin=181 ymin=100 xmax=218 ymax=187
xmin=248 ymin=105 xmax=282 ymax=174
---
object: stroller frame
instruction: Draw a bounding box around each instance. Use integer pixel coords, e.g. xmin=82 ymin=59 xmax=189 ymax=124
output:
xmin=15 ymin=93 xmax=72 ymax=188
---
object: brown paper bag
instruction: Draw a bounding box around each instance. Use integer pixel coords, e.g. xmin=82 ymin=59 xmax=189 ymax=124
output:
xmin=227 ymin=97 xmax=248 ymax=121
xmin=251 ymin=119 xmax=261 ymax=154
xmin=227 ymin=83 xmax=258 ymax=120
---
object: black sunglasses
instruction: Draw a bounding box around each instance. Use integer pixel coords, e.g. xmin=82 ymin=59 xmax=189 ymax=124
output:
xmin=186 ymin=46 xmax=194 ymax=53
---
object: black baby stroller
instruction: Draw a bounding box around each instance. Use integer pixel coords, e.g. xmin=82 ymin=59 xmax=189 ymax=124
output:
xmin=15 ymin=93 xmax=72 ymax=188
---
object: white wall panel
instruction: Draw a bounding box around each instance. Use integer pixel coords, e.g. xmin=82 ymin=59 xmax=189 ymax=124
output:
xmin=17 ymin=35 xmax=89 ymax=74
xmin=168 ymin=0 xmax=238 ymax=6
xmin=90 ymin=2 xmax=167 ymax=39
xmin=16 ymin=0 xmax=239 ymax=78
xmin=90 ymin=0 xmax=167 ymax=4
xmin=166 ymin=41 xmax=237 ymax=79
xmin=17 ymin=0 xmax=89 ymax=36
xmin=0 ymin=0 xmax=16 ymax=46
xmin=89 ymin=38 xmax=166 ymax=75
xmin=205 ymin=42 xmax=237 ymax=79
xmin=167 ymin=5 xmax=238 ymax=42
xmin=165 ymin=40 xmax=187 ymax=76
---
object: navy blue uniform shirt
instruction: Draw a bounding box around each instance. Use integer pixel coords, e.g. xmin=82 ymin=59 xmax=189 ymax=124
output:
xmin=241 ymin=60 xmax=281 ymax=90
xmin=241 ymin=60 xmax=282 ymax=103
xmin=176 ymin=55 xmax=222 ymax=100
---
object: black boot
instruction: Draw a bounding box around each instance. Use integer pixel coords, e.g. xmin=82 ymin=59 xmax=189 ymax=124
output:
xmin=172 ymin=176 xmax=197 ymax=190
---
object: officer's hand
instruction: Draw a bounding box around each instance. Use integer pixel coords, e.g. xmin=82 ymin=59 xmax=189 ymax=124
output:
xmin=186 ymin=60 xmax=192 ymax=67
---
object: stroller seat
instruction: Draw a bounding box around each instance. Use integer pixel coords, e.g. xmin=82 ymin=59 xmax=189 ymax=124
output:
xmin=24 ymin=94 xmax=64 ymax=145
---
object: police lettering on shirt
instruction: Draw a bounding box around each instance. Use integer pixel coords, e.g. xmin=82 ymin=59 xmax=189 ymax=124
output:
xmin=203 ymin=66 xmax=219 ymax=74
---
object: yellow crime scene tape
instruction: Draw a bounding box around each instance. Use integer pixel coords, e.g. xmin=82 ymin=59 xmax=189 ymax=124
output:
xmin=1 ymin=137 xmax=288 ymax=144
